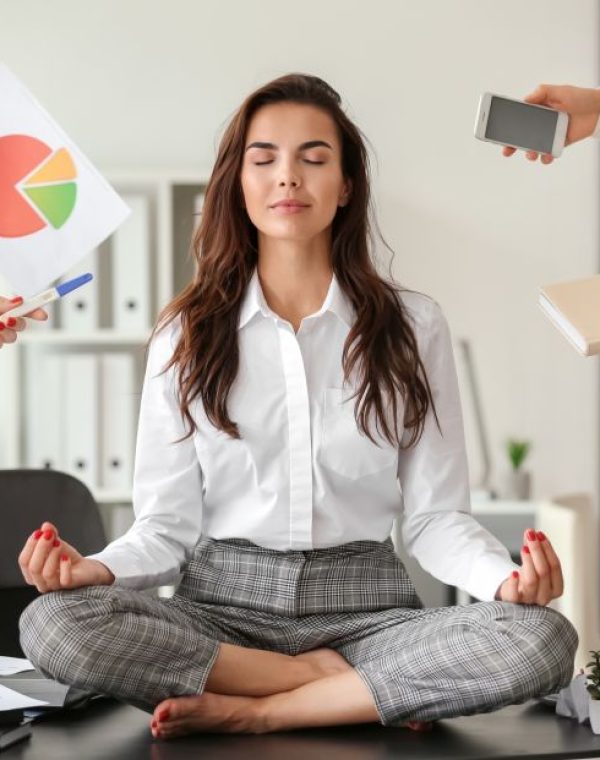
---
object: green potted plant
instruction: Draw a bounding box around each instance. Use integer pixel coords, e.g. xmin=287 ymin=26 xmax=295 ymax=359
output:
xmin=501 ymin=438 xmax=532 ymax=500
xmin=586 ymin=650 xmax=600 ymax=733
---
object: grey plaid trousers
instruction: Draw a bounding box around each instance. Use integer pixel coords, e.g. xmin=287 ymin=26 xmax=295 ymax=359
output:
xmin=19 ymin=535 xmax=578 ymax=726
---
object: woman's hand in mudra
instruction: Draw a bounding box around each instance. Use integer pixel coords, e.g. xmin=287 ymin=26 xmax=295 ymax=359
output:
xmin=494 ymin=528 xmax=564 ymax=605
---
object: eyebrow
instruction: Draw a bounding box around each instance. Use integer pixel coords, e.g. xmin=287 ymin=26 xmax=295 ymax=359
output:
xmin=244 ymin=140 xmax=333 ymax=152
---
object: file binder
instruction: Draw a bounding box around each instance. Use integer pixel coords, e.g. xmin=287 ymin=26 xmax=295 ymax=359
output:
xmin=64 ymin=354 xmax=98 ymax=490
xmin=58 ymin=247 xmax=99 ymax=331
xmin=111 ymin=194 xmax=150 ymax=331
xmin=192 ymin=190 xmax=205 ymax=234
xmin=24 ymin=349 xmax=64 ymax=471
xmin=100 ymin=352 xmax=135 ymax=489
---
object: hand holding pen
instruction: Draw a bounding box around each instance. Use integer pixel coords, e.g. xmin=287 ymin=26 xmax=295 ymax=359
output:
xmin=0 ymin=295 xmax=48 ymax=347
xmin=0 ymin=273 xmax=93 ymax=348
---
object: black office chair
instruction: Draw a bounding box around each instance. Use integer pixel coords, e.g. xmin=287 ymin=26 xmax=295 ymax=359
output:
xmin=0 ymin=469 xmax=107 ymax=657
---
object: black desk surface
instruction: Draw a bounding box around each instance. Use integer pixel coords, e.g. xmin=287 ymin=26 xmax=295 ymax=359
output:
xmin=3 ymin=697 xmax=600 ymax=760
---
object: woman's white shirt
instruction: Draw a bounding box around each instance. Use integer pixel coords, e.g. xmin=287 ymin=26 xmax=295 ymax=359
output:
xmin=87 ymin=268 xmax=519 ymax=601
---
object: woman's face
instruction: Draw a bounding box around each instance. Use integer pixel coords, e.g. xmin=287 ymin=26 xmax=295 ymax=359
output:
xmin=240 ymin=102 xmax=351 ymax=244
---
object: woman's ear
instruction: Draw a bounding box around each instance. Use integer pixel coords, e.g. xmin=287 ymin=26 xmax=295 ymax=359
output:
xmin=339 ymin=178 xmax=353 ymax=207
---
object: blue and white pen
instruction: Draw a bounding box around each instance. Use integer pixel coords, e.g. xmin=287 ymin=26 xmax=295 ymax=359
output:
xmin=1 ymin=273 xmax=94 ymax=321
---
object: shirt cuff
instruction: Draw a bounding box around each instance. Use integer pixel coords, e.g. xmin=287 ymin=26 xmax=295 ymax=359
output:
xmin=85 ymin=547 xmax=180 ymax=590
xmin=465 ymin=552 xmax=521 ymax=602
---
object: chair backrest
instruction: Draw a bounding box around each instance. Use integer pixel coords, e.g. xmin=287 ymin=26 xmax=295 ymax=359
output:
xmin=0 ymin=469 xmax=108 ymax=656
xmin=0 ymin=468 xmax=107 ymax=586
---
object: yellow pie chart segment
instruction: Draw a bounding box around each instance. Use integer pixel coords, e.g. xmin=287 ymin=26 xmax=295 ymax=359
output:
xmin=25 ymin=147 xmax=76 ymax=185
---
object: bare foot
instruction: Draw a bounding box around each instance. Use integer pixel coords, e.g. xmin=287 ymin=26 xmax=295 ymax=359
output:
xmin=294 ymin=647 xmax=353 ymax=678
xmin=151 ymin=691 xmax=263 ymax=739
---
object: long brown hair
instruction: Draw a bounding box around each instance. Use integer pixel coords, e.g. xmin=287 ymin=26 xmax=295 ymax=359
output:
xmin=149 ymin=72 xmax=441 ymax=449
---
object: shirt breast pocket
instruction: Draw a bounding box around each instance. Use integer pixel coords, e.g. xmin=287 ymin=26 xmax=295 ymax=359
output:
xmin=318 ymin=387 xmax=398 ymax=479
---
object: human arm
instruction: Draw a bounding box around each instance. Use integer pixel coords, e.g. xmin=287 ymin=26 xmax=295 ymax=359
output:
xmin=397 ymin=298 xmax=520 ymax=602
xmin=85 ymin=318 xmax=205 ymax=589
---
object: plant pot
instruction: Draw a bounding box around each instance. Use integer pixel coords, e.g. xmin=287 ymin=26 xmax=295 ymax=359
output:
xmin=501 ymin=469 xmax=531 ymax=500
xmin=590 ymin=697 xmax=600 ymax=734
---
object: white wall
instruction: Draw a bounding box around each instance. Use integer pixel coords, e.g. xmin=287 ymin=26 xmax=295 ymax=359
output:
xmin=2 ymin=1 xmax=597 ymax=505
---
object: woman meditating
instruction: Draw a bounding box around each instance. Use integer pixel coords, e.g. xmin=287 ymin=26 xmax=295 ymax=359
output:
xmin=18 ymin=72 xmax=577 ymax=740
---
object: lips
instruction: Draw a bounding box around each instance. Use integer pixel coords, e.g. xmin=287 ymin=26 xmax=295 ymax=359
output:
xmin=271 ymin=200 xmax=310 ymax=208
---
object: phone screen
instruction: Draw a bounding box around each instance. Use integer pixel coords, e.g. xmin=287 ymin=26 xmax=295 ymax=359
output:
xmin=485 ymin=96 xmax=558 ymax=154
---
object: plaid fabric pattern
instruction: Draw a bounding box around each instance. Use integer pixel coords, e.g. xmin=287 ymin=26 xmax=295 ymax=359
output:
xmin=19 ymin=535 xmax=578 ymax=724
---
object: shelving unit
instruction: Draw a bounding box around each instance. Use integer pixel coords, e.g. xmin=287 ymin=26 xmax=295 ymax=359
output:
xmin=0 ymin=169 xmax=210 ymax=563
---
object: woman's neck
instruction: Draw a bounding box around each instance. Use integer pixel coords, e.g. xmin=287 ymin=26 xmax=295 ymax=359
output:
xmin=256 ymin=242 xmax=333 ymax=333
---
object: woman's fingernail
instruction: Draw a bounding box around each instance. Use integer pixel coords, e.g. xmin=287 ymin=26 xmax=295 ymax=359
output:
xmin=6 ymin=317 xmax=16 ymax=327
xmin=527 ymin=529 xmax=537 ymax=541
xmin=536 ymin=531 xmax=546 ymax=541
xmin=43 ymin=529 xmax=53 ymax=540
xmin=53 ymin=539 xmax=60 ymax=548
xmin=158 ymin=708 xmax=170 ymax=721
xmin=0 ymin=323 xmax=5 ymax=330
xmin=10 ymin=296 xmax=23 ymax=303
xmin=523 ymin=545 xmax=530 ymax=554
xmin=512 ymin=570 xmax=519 ymax=579
xmin=61 ymin=555 xmax=69 ymax=562
xmin=34 ymin=529 xmax=43 ymax=540
xmin=151 ymin=720 xmax=157 ymax=728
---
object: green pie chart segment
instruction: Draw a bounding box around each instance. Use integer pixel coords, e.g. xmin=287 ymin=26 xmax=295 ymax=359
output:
xmin=23 ymin=182 xmax=77 ymax=229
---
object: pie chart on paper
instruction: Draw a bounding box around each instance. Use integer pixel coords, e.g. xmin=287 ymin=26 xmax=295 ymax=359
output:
xmin=0 ymin=133 xmax=77 ymax=238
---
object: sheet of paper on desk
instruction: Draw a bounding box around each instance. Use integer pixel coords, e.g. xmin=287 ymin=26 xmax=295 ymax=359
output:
xmin=0 ymin=657 xmax=35 ymax=676
xmin=0 ymin=684 xmax=48 ymax=710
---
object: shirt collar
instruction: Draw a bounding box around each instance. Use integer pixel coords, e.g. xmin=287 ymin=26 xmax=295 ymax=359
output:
xmin=237 ymin=266 xmax=355 ymax=331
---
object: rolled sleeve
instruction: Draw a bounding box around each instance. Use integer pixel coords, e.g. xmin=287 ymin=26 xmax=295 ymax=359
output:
xmin=86 ymin=318 xmax=204 ymax=589
xmin=397 ymin=298 xmax=519 ymax=602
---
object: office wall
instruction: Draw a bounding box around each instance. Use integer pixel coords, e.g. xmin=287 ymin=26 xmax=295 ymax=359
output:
xmin=1 ymin=1 xmax=598 ymax=577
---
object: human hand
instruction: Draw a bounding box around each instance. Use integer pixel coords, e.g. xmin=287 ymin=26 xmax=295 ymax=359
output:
xmin=0 ymin=295 xmax=48 ymax=348
xmin=494 ymin=527 xmax=564 ymax=605
xmin=18 ymin=520 xmax=115 ymax=593
xmin=502 ymin=84 xmax=600 ymax=164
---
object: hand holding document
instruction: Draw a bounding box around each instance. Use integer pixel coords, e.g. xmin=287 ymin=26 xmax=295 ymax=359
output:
xmin=538 ymin=273 xmax=600 ymax=356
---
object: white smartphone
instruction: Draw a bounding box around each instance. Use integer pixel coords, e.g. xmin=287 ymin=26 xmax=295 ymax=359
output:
xmin=474 ymin=92 xmax=569 ymax=158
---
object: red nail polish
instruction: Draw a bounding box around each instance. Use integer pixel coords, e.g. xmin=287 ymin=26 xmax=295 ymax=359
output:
xmin=10 ymin=297 xmax=23 ymax=304
xmin=0 ymin=323 xmax=5 ymax=330
xmin=523 ymin=545 xmax=530 ymax=554
xmin=61 ymin=555 xmax=69 ymax=562
xmin=536 ymin=531 xmax=545 ymax=541
xmin=512 ymin=570 xmax=519 ymax=579
xmin=158 ymin=708 xmax=170 ymax=721
xmin=53 ymin=539 xmax=60 ymax=548
xmin=527 ymin=529 xmax=537 ymax=541
xmin=34 ymin=529 xmax=43 ymax=539
xmin=6 ymin=318 xmax=16 ymax=327
xmin=151 ymin=720 xmax=157 ymax=728
xmin=43 ymin=529 xmax=53 ymax=540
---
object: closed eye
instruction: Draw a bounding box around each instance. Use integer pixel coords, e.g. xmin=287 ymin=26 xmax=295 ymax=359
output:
xmin=254 ymin=160 xmax=325 ymax=165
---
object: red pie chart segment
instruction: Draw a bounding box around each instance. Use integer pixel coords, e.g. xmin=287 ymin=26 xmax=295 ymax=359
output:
xmin=0 ymin=134 xmax=78 ymax=238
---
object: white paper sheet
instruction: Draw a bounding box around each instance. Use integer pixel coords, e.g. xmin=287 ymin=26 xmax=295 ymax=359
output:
xmin=0 ymin=684 xmax=48 ymax=709
xmin=0 ymin=657 xmax=35 ymax=676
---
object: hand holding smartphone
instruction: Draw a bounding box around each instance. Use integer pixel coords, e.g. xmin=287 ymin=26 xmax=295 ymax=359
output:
xmin=475 ymin=91 xmax=569 ymax=162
